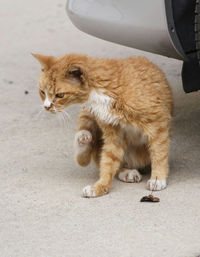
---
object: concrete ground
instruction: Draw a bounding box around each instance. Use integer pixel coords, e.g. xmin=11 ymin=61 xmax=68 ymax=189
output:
xmin=1 ymin=0 xmax=200 ymax=256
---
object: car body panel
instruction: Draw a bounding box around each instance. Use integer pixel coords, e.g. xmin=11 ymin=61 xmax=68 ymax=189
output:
xmin=67 ymin=0 xmax=182 ymax=59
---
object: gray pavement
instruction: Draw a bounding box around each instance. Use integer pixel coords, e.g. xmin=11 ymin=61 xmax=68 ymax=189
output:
xmin=0 ymin=0 xmax=200 ymax=256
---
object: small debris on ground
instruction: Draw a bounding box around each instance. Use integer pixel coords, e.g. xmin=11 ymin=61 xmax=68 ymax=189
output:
xmin=140 ymin=177 xmax=160 ymax=203
xmin=22 ymin=168 xmax=28 ymax=173
xmin=140 ymin=194 xmax=160 ymax=202
xmin=4 ymin=79 xmax=13 ymax=84
xmin=24 ymin=90 xmax=29 ymax=94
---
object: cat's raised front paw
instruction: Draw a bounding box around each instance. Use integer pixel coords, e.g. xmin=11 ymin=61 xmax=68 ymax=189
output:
xmin=147 ymin=179 xmax=167 ymax=191
xmin=75 ymin=130 xmax=92 ymax=146
xmin=118 ymin=169 xmax=142 ymax=183
xmin=74 ymin=130 xmax=92 ymax=155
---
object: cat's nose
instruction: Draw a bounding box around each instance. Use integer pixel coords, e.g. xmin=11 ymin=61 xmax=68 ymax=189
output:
xmin=44 ymin=103 xmax=52 ymax=110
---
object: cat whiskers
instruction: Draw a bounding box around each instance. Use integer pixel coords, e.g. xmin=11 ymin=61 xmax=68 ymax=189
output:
xmin=35 ymin=105 xmax=71 ymax=128
xmin=54 ymin=108 xmax=70 ymax=128
xmin=63 ymin=110 xmax=71 ymax=123
xmin=35 ymin=105 xmax=45 ymax=120
xmin=61 ymin=110 xmax=70 ymax=128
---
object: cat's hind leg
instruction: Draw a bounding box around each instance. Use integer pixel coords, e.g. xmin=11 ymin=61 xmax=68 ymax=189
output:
xmin=117 ymin=144 xmax=150 ymax=183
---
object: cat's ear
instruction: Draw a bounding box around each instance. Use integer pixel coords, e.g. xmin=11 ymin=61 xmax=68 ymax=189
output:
xmin=32 ymin=53 xmax=57 ymax=71
xmin=66 ymin=66 xmax=86 ymax=85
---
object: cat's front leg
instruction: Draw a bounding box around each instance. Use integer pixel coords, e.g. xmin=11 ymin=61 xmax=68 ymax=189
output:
xmin=147 ymin=127 xmax=169 ymax=191
xmin=82 ymin=127 xmax=125 ymax=198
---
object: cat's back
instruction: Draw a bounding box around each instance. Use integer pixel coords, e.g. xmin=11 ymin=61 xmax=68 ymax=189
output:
xmin=124 ymin=56 xmax=166 ymax=82
xmin=118 ymin=56 xmax=173 ymax=115
xmin=88 ymin=55 xmax=172 ymax=115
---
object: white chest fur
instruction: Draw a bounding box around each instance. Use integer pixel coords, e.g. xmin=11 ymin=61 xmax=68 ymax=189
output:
xmin=85 ymin=89 xmax=120 ymax=125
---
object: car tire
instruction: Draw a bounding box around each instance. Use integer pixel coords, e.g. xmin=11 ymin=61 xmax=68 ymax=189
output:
xmin=195 ymin=0 xmax=200 ymax=64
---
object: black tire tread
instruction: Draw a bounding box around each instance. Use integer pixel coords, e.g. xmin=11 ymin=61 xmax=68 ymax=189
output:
xmin=195 ymin=0 xmax=200 ymax=63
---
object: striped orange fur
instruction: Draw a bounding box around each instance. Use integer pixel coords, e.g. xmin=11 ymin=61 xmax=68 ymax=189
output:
xmin=34 ymin=53 xmax=173 ymax=197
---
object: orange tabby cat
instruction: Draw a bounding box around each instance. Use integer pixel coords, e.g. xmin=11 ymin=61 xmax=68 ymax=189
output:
xmin=33 ymin=53 xmax=173 ymax=198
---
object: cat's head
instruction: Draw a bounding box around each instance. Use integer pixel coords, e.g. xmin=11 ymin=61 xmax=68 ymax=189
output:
xmin=33 ymin=53 xmax=90 ymax=113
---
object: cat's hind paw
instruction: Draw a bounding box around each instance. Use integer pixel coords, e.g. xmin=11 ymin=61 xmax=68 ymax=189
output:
xmin=118 ymin=169 xmax=142 ymax=183
xmin=147 ymin=179 xmax=167 ymax=191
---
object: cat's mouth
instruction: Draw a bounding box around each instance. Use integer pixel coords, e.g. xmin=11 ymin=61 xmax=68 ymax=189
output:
xmin=49 ymin=109 xmax=56 ymax=114
xmin=44 ymin=105 xmax=57 ymax=114
xmin=46 ymin=107 xmax=65 ymax=114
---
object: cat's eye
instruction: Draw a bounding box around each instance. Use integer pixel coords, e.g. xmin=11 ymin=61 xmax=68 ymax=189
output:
xmin=40 ymin=89 xmax=45 ymax=95
xmin=55 ymin=93 xmax=65 ymax=98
